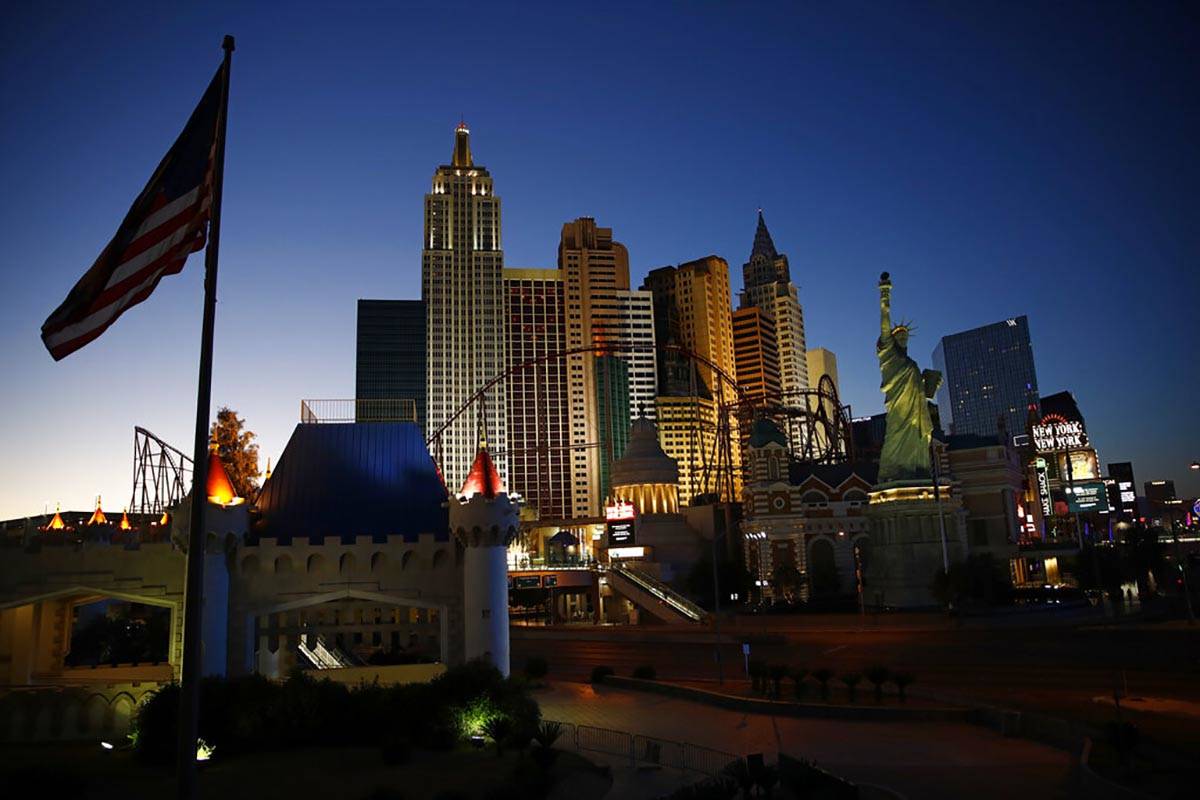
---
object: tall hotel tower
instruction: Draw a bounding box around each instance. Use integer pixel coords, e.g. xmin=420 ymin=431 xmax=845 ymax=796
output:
xmin=740 ymin=211 xmax=808 ymax=399
xmin=423 ymin=123 xmax=507 ymax=488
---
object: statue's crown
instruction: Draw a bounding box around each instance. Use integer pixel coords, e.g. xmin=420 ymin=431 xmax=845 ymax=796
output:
xmin=891 ymin=320 xmax=916 ymax=336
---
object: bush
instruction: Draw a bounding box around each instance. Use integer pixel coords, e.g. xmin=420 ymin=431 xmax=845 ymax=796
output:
xmin=380 ymin=735 xmax=411 ymax=765
xmin=591 ymin=665 xmax=614 ymax=684
xmin=534 ymin=720 xmax=563 ymax=749
xmin=632 ymin=664 xmax=657 ymax=680
xmin=524 ymin=656 xmax=549 ymax=680
xmin=133 ymin=659 xmax=539 ymax=762
xmin=483 ymin=716 xmax=514 ymax=756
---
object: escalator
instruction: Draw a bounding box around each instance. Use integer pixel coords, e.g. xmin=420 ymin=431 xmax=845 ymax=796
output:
xmin=607 ymin=563 xmax=708 ymax=624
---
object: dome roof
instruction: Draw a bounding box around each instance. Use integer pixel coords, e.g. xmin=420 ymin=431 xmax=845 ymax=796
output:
xmin=749 ymin=418 xmax=788 ymax=449
xmin=611 ymin=417 xmax=678 ymax=488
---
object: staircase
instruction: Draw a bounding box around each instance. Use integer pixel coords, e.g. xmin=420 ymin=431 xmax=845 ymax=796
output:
xmin=297 ymin=635 xmax=358 ymax=669
xmin=607 ymin=563 xmax=708 ymax=624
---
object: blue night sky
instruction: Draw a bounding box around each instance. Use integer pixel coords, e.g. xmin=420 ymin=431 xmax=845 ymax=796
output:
xmin=1 ymin=1 xmax=1197 ymax=519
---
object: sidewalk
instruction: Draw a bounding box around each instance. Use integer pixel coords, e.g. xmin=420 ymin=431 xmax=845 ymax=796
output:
xmin=536 ymin=681 xmax=1072 ymax=800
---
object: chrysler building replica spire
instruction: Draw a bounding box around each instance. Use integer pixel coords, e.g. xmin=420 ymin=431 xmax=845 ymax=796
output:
xmin=740 ymin=210 xmax=809 ymax=398
xmin=423 ymin=123 xmax=508 ymax=489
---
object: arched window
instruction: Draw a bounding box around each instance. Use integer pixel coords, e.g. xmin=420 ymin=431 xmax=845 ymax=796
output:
xmin=339 ymin=553 xmax=356 ymax=576
xmin=802 ymin=490 xmax=827 ymax=505
xmin=274 ymin=554 xmax=292 ymax=574
xmin=371 ymin=552 xmax=387 ymax=574
xmin=844 ymin=489 xmax=868 ymax=505
xmin=307 ymin=554 xmax=325 ymax=574
xmin=809 ymin=539 xmax=839 ymax=596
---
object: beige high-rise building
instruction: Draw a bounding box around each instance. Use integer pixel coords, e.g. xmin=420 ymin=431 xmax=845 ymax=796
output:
xmin=806 ymin=347 xmax=839 ymax=394
xmin=423 ymin=123 xmax=507 ymax=489
xmin=643 ymin=256 xmax=739 ymax=505
xmin=557 ymin=218 xmax=638 ymax=517
xmin=740 ymin=212 xmax=808 ymax=399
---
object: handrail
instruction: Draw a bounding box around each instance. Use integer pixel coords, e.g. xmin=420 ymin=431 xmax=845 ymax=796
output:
xmin=609 ymin=563 xmax=707 ymax=622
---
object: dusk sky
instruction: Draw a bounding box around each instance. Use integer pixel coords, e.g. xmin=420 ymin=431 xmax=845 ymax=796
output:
xmin=1 ymin=1 xmax=1196 ymax=520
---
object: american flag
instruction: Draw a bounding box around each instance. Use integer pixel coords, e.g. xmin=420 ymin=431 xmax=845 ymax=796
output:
xmin=41 ymin=66 xmax=224 ymax=361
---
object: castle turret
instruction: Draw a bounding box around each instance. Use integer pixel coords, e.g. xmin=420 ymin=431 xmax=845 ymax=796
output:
xmin=449 ymin=444 xmax=519 ymax=675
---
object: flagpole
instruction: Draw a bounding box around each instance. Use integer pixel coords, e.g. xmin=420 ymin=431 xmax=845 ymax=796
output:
xmin=177 ymin=34 xmax=234 ymax=800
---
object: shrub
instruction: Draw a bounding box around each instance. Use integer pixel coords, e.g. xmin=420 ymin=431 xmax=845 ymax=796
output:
xmin=380 ymin=735 xmax=411 ymax=765
xmin=812 ymin=668 xmax=833 ymax=700
xmin=132 ymin=660 xmax=539 ymax=762
xmin=890 ymin=671 xmax=914 ymax=701
xmin=591 ymin=665 xmax=614 ymax=684
xmin=840 ymin=673 xmax=861 ymax=702
xmin=534 ymin=720 xmax=563 ymax=749
xmin=362 ymin=788 xmax=405 ymax=800
xmin=789 ymin=667 xmax=808 ymax=699
xmin=524 ymin=656 xmax=549 ymax=681
xmin=632 ymin=664 xmax=657 ymax=680
xmin=483 ymin=715 xmax=514 ymax=756
xmin=865 ymin=665 xmax=890 ymax=703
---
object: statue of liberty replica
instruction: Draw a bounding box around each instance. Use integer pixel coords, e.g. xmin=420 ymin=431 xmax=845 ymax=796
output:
xmin=876 ymin=271 xmax=941 ymax=483
xmin=865 ymin=272 xmax=966 ymax=608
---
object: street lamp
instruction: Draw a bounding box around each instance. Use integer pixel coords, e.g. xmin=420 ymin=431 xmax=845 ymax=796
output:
xmin=1189 ymin=461 xmax=1199 ymax=471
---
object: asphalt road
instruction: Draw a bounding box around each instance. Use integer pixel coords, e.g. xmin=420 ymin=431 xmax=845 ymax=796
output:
xmin=511 ymin=611 xmax=1200 ymax=758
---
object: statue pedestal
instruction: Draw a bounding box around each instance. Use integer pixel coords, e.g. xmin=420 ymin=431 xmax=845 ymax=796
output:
xmin=864 ymin=480 xmax=966 ymax=609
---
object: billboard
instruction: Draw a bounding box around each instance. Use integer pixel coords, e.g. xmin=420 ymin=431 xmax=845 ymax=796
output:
xmin=1066 ymin=481 xmax=1108 ymax=513
xmin=1034 ymin=458 xmax=1052 ymax=516
xmin=1032 ymin=417 xmax=1088 ymax=453
xmin=1057 ymin=450 xmax=1099 ymax=481
xmin=606 ymin=500 xmax=636 ymax=547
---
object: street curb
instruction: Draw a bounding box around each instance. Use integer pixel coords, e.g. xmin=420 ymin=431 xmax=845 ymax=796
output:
xmin=601 ymin=675 xmax=974 ymax=722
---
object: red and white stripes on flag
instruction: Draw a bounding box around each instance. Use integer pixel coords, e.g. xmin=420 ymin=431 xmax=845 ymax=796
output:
xmin=41 ymin=66 xmax=224 ymax=361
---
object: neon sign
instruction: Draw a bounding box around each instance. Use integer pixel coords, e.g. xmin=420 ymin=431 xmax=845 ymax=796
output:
xmin=1031 ymin=415 xmax=1088 ymax=453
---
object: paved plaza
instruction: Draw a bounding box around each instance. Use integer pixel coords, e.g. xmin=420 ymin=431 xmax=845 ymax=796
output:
xmin=539 ymin=682 xmax=1075 ymax=800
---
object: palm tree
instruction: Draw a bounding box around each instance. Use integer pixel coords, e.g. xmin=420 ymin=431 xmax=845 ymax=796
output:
xmin=768 ymin=664 xmax=789 ymax=698
xmin=789 ymin=667 xmax=809 ymax=700
xmin=812 ymin=668 xmax=834 ymax=700
xmin=482 ymin=716 xmax=513 ymax=756
xmin=865 ymin=665 xmax=891 ymax=703
xmin=890 ymin=671 xmax=914 ymax=702
xmin=841 ymin=672 xmax=862 ymax=702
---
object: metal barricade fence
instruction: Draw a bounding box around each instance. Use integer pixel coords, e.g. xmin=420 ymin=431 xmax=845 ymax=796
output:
xmin=545 ymin=718 xmax=737 ymax=778
xmin=575 ymin=724 xmax=634 ymax=761
xmin=680 ymin=740 xmax=739 ymax=777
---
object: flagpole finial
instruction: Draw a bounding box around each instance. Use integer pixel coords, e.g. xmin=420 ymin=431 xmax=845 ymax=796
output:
xmin=223 ymin=35 xmax=235 ymax=53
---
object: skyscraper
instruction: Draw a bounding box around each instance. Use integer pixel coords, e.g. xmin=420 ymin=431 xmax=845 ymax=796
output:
xmin=355 ymin=299 xmax=426 ymax=425
xmin=594 ymin=354 xmax=631 ymax=502
xmin=557 ymin=218 xmax=642 ymax=516
xmin=643 ymin=256 xmax=739 ymax=505
xmin=932 ymin=316 xmax=1039 ymax=442
xmin=423 ymin=123 xmax=507 ymax=488
xmin=739 ymin=211 xmax=808 ymax=398
xmin=732 ymin=306 xmax=781 ymax=405
xmin=503 ymin=268 xmax=570 ymax=518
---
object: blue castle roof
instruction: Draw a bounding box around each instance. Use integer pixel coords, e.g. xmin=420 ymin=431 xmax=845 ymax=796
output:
xmin=253 ymin=422 xmax=448 ymax=542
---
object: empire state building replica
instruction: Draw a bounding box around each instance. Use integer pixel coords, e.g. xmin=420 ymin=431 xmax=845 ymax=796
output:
xmin=423 ymin=123 xmax=508 ymax=488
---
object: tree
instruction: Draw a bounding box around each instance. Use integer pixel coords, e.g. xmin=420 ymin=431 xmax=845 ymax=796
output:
xmin=210 ymin=407 xmax=261 ymax=499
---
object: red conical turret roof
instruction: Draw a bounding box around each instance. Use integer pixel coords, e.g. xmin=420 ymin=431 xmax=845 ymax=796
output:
xmin=460 ymin=446 xmax=503 ymax=499
xmin=206 ymin=447 xmax=241 ymax=506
